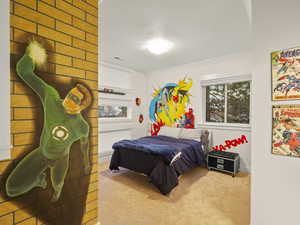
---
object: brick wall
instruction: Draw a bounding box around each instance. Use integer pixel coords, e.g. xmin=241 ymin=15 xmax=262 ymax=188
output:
xmin=0 ymin=0 xmax=98 ymax=224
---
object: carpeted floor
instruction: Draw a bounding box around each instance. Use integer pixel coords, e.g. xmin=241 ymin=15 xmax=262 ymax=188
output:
xmin=99 ymin=162 xmax=250 ymax=225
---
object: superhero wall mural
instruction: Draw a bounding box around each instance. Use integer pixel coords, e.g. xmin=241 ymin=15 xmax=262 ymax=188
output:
xmin=0 ymin=39 xmax=95 ymax=225
xmin=149 ymin=78 xmax=194 ymax=135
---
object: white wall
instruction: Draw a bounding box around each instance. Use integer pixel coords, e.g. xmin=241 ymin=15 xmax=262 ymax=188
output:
xmin=99 ymin=62 xmax=148 ymax=161
xmin=251 ymin=0 xmax=300 ymax=225
xmin=0 ymin=0 xmax=10 ymax=160
xmin=146 ymin=52 xmax=252 ymax=172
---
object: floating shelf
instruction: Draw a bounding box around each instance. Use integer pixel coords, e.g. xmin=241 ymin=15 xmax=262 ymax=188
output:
xmin=98 ymin=89 xmax=126 ymax=95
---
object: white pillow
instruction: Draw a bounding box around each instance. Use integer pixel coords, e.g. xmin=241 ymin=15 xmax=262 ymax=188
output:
xmin=179 ymin=128 xmax=201 ymax=140
xmin=159 ymin=126 xmax=182 ymax=138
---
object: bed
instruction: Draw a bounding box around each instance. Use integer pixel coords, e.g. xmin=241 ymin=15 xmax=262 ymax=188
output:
xmin=109 ymin=128 xmax=210 ymax=195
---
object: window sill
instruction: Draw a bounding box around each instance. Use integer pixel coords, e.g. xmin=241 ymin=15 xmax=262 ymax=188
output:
xmin=198 ymin=123 xmax=251 ymax=131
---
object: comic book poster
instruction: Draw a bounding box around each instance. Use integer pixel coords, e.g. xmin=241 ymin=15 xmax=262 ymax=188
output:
xmin=272 ymin=46 xmax=300 ymax=100
xmin=272 ymin=105 xmax=300 ymax=157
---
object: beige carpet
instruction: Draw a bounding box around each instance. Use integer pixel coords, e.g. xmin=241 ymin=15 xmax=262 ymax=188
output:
xmin=99 ymin=162 xmax=250 ymax=225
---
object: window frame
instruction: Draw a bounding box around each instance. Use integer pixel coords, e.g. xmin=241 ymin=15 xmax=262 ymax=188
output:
xmin=200 ymin=74 xmax=252 ymax=129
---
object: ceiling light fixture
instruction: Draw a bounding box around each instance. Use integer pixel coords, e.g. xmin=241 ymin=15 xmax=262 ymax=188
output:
xmin=143 ymin=38 xmax=173 ymax=55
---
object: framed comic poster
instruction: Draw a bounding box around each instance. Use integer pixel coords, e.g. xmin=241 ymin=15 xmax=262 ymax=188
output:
xmin=272 ymin=46 xmax=300 ymax=100
xmin=272 ymin=105 xmax=300 ymax=157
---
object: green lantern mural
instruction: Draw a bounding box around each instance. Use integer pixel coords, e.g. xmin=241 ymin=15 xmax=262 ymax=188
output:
xmin=6 ymin=41 xmax=92 ymax=202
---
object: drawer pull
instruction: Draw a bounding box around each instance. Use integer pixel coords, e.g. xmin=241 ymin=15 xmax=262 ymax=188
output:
xmin=217 ymin=158 xmax=224 ymax=164
xmin=217 ymin=164 xmax=224 ymax=170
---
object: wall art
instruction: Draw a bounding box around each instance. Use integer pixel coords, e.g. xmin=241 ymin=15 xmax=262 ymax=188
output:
xmin=149 ymin=78 xmax=194 ymax=135
xmin=272 ymin=46 xmax=300 ymax=100
xmin=272 ymin=105 xmax=300 ymax=157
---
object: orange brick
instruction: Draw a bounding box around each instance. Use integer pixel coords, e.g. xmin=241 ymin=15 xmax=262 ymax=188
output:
xmin=73 ymin=59 xmax=98 ymax=72
xmin=86 ymin=0 xmax=98 ymax=8
xmin=82 ymin=208 xmax=97 ymax=224
xmin=56 ymin=0 xmax=85 ymax=19
xmin=10 ymin=28 xmax=13 ymax=41
xmin=14 ymin=81 xmax=34 ymax=95
xmin=17 ymin=217 xmax=36 ymax=225
xmin=73 ymin=38 xmax=97 ymax=54
xmin=56 ymin=21 xmax=85 ymax=40
xmin=15 ymin=4 xmax=55 ymax=28
xmin=10 ymin=41 xmax=23 ymax=55
xmin=86 ymin=33 xmax=97 ymax=45
xmin=0 ymin=201 xmax=19 ymax=216
xmin=56 ymin=65 xmax=85 ymax=79
xmin=86 ymin=218 xmax=98 ymax=225
xmin=13 ymin=29 xmax=55 ymax=51
xmin=92 ymin=155 xmax=98 ymax=164
xmin=11 ymin=95 xmax=38 ymax=107
xmin=10 ymin=1 xmax=13 ymax=13
xmin=15 ymin=208 xmax=33 ymax=223
xmin=11 ymin=120 xmax=35 ymax=134
xmin=86 ymin=71 xmax=98 ymax=81
xmin=56 ymin=43 xmax=85 ymax=59
xmin=86 ymin=14 xmax=98 ymax=26
xmin=86 ymin=52 xmax=98 ymax=63
xmin=86 ymin=190 xmax=98 ymax=203
xmin=14 ymin=133 xmax=35 ymax=146
xmin=0 ymin=161 xmax=10 ymax=174
xmin=48 ymin=53 xmax=72 ymax=66
xmin=89 ymin=172 xmax=98 ymax=183
xmin=52 ymin=75 xmax=72 ymax=86
xmin=38 ymin=25 xmax=71 ymax=45
xmin=11 ymin=145 xmax=33 ymax=159
xmin=14 ymin=108 xmax=36 ymax=120
xmin=73 ymin=17 xmax=97 ymax=34
xmin=85 ymin=199 xmax=97 ymax=212
xmin=87 ymin=109 xmax=98 ymax=118
xmin=11 ymin=15 xmax=36 ymax=34
xmin=41 ymin=0 xmax=55 ymax=6
xmin=88 ymin=117 xmax=98 ymax=127
xmin=15 ymin=0 xmax=36 ymax=10
xmin=73 ymin=0 xmax=98 ymax=17
xmin=38 ymin=1 xmax=72 ymax=24
xmin=89 ymin=136 xmax=98 ymax=146
xmin=0 ymin=213 xmax=13 ymax=225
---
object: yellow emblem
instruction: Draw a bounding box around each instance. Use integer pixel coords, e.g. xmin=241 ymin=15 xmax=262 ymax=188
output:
xmin=52 ymin=126 xmax=69 ymax=141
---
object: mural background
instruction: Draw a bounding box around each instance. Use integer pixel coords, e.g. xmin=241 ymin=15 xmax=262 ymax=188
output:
xmin=0 ymin=0 xmax=98 ymax=224
xmin=149 ymin=78 xmax=194 ymax=135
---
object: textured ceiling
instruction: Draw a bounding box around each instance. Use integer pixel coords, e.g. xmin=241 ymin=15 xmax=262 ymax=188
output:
xmin=100 ymin=0 xmax=252 ymax=73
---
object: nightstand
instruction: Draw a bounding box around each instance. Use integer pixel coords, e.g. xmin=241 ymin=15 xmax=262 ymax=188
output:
xmin=207 ymin=150 xmax=240 ymax=177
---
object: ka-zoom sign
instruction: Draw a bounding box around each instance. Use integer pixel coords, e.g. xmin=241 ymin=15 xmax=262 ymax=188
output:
xmin=212 ymin=135 xmax=248 ymax=151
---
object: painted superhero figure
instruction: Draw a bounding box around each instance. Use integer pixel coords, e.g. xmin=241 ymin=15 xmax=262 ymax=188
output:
xmin=6 ymin=41 xmax=92 ymax=202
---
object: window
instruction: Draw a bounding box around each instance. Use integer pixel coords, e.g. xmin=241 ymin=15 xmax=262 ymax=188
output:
xmin=99 ymin=105 xmax=128 ymax=118
xmin=205 ymin=80 xmax=250 ymax=124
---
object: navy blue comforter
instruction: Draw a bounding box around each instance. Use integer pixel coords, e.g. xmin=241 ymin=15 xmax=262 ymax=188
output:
xmin=112 ymin=135 xmax=203 ymax=165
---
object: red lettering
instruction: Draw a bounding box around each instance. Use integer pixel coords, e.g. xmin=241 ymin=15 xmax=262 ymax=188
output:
xmin=219 ymin=145 xmax=226 ymax=151
xmin=225 ymin=140 xmax=232 ymax=149
xmin=236 ymin=135 xmax=248 ymax=145
xmin=231 ymin=140 xmax=237 ymax=146
xmin=213 ymin=146 xmax=219 ymax=151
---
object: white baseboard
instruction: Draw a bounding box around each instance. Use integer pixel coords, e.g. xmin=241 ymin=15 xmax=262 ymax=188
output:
xmin=99 ymin=153 xmax=112 ymax=163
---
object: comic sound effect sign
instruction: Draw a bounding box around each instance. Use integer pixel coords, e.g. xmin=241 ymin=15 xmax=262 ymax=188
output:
xmin=212 ymin=135 xmax=248 ymax=151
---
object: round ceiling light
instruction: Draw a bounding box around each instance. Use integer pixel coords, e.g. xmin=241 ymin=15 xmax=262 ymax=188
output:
xmin=143 ymin=38 xmax=173 ymax=55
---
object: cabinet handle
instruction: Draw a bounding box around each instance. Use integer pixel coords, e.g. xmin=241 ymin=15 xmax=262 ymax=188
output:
xmin=217 ymin=164 xmax=224 ymax=170
xmin=217 ymin=158 xmax=224 ymax=164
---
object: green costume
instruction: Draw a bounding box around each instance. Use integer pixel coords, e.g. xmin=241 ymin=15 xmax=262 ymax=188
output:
xmin=6 ymin=42 xmax=90 ymax=202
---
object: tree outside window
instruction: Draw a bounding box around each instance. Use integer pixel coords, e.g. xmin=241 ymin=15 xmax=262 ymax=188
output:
xmin=206 ymin=81 xmax=250 ymax=124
